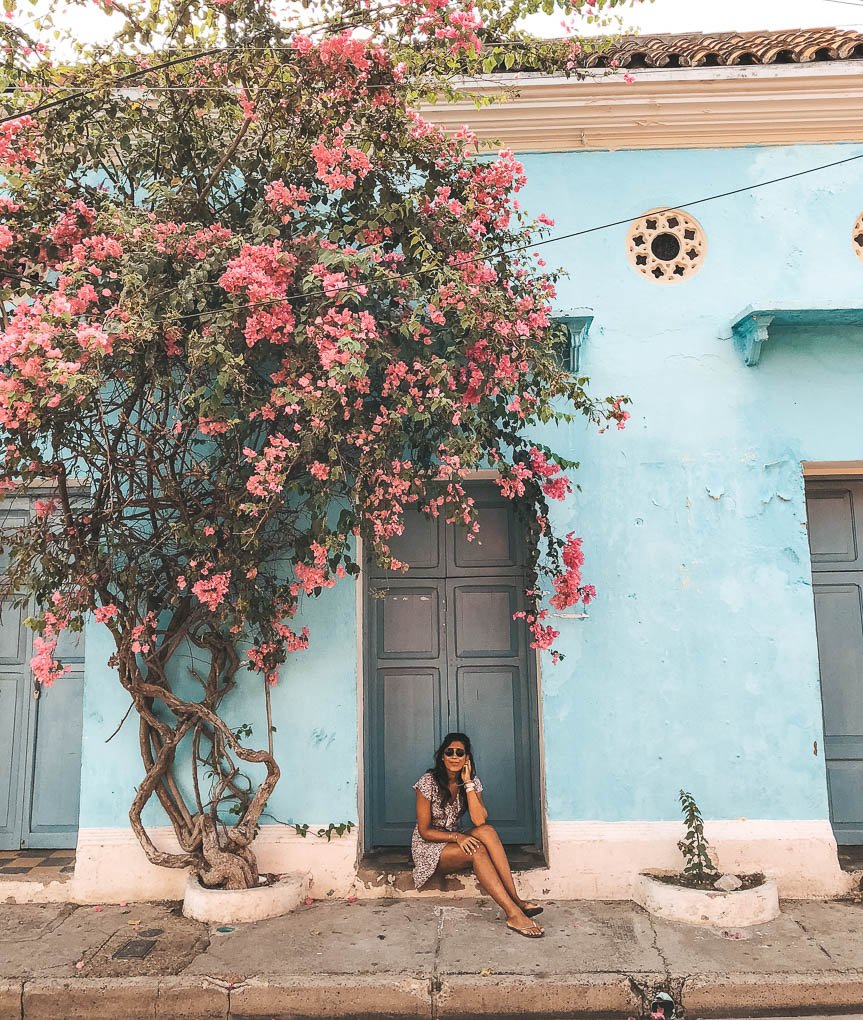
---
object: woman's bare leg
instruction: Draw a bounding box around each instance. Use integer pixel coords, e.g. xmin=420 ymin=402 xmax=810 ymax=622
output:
xmin=437 ymin=843 xmax=542 ymax=934
xmin=468 ymin=824 xmax=519 ymax=902
xmin=468 ymin=823 xmax=538 ymax=910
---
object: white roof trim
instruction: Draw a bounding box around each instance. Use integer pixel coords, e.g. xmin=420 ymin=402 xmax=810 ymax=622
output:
xmin=422 ymin=63 xmax=863 ymax=152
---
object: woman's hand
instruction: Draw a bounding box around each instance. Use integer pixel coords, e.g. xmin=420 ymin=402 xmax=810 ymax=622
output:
xmin=455 ymin=833 xmax=481 ymax=855
xmin=461 ymin=757 xmax=473 ymax=783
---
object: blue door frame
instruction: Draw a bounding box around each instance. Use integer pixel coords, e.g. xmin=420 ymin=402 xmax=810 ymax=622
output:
xmin=363 ymin=482 xmax=542 ymax=850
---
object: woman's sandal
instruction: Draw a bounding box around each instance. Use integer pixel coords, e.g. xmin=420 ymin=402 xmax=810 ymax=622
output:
xmin=522 ymin=904 xmax=543 ymax=918
xmin=506 ymin=921 xmax=544 ymax=938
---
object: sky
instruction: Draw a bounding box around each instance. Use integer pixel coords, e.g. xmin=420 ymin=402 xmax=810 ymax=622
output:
xmin=18 ymin=0 xmax=863 ymax=50
xmin=586 ymin=0 xmax=863 ymax=35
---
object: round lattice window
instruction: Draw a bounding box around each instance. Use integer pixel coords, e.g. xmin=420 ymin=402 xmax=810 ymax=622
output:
xmin=852 ymin=213 xmax=863 ymax=262
xmin=626 ymin=209 xmax=706 ymax=284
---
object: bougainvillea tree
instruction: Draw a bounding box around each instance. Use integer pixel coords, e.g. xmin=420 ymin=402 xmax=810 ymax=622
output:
xmin=0 ymin=0 xmax=633 ymax=888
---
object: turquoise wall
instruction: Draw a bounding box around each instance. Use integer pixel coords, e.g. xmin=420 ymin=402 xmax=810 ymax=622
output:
xmin=79 ymin=141 xmax=863 ymax=830
xmin=79 ymin=572 xmax=358 ymax=828
xmin=523 ymin=142 xmax=863 ymax=823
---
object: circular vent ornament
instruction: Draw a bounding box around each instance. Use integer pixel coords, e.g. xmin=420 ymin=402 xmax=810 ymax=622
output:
xmin=852 ymin=213 xmax=863 ymax=261
xmin=626 ymin=209 xmax=706 ymax=284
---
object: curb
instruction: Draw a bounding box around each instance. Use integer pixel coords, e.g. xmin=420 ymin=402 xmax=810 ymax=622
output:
xmin=0 ymin=980 xmax=22 ymax=1020
xmin=682 ymin=971 xmax=863 ymax=1016
xmin=6 ymin=971 xmax=863 ymax=1018
xmin=231 ymin=976 xmax=432 ymax=1017
xmin=436 ymin=974 xmax=645 ymax=1016
xmin=17 ymin=977 xmax=229 ymax=1020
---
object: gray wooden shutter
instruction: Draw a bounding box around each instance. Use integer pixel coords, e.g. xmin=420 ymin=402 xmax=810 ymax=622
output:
xmin=807 ymin=479 xmax=863 ymax=844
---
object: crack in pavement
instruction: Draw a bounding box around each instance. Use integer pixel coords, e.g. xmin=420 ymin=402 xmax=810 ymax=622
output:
xmin=635 ymin=917 xmax=688 ymax=1016
xmin=176 ymin=932 xmax=212 ymax=974
xmin=648 ymin=916 xmax=673 ymax=980
xmin=430 ymin=904 xmax=445 ymax=1019
xmin=792 ymin=915 xmax=834 ymax=961
xmin=43 ymin=904 xmax=76 ymax=937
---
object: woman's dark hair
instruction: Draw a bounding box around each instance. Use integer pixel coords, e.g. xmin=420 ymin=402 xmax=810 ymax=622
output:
xmin=427 ymin=732 xmax=476 ymax=806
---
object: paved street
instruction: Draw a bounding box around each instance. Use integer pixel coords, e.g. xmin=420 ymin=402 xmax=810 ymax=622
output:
xmin=2 ymin=897 xmax=863 ymax=1018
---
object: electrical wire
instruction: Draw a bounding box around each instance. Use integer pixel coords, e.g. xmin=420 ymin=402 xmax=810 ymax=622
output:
xmin=0 ymin=44 xmax=233 ymax=126
xmin=4 ymin=147 xmax=863 ymax=316
xmin=0 ymin=1 xmax=413 ymax=125
xmin=0 ymin=37 xmax=625 ymax=115
xmin=2 ymin=9 xmax=861 ymax=126
xmin=152 ymin=146 xmax=863 ymax=322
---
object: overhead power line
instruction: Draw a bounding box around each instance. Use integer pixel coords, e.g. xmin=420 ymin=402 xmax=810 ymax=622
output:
xmin=155 ymin=147 xmax=863 ymax=322
xmin=1 ymin=63 xmax=862 ymax=317
xmin=0 ymin=45 xmax=231 ymax=126
xmin=3 ymin=147 xmax=863 ymax=317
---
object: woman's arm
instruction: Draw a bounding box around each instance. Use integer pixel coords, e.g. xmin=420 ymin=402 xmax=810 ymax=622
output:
xmin=464 ymin=786 xmax=488 ymax=826
xmin=462 ymin=759 xmax=488 ymax=826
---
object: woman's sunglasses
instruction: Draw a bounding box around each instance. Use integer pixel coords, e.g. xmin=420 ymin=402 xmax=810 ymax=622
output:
xmin=444 ymin=748 xmax=466 ymax=758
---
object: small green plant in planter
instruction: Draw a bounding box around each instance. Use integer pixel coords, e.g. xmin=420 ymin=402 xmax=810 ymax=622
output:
xmin=635 ymin=790 xmax=777 ymax=925
xmin=677 ymin=789 xmax=719 ymax=887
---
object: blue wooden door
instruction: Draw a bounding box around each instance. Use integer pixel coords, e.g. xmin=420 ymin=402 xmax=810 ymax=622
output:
xmin=806 ymin=479 xmax=863 ymax=844
xmin=364 ymin=483 xmax=541 ymax=849
xmin=0 ymin=499 xmax=84 ymax=850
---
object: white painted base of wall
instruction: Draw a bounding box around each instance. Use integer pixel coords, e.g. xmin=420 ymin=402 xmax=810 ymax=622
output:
xmin=68 ymin=825 xmax=357 ymax=904
xmin=519 ymin=820 xmax=850 ymax=901
xmin=359 ymin=821 xmax=848 ymax=902
xmin=3 ymin=818 xmax=849 ymax=904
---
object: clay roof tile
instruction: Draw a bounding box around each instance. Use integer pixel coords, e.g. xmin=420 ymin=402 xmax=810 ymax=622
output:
xmin=582 ymin=27 xmax=863 ymax=69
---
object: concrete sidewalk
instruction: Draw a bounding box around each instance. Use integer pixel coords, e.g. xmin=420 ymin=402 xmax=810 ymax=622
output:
xmin=2 ymin=896 xmax=863 ymax=1019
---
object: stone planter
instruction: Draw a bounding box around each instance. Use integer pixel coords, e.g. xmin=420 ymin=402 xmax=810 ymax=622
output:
xmin=182 ymin=870 xmax=311 ymax=924
xmin=633 ymin=872 xmax=780 ymax=927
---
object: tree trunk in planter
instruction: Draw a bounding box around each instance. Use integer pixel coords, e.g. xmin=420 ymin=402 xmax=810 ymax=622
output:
xmin=121 ymin=620 xmax=279 ymax=891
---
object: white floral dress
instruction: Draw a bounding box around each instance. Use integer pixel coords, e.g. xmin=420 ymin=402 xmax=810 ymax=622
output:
xmin=411 ymin=771 xmax=484 ymax=889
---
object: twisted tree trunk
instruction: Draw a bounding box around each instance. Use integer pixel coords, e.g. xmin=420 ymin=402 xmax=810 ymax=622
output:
xmin=118 ymin=615 xmax=279 ymax=889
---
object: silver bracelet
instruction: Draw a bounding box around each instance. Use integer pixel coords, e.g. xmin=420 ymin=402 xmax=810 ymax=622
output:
xmin=464 ymin=781 xmax=476 ymax=792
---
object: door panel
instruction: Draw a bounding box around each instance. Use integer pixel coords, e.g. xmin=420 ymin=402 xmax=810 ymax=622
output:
xmin=0 ymin=501 xmax=84 ymax=850
xmin=365 ymin=485 xmax=541 ymax=849
xmin=449 ymin=574 xmax=536 ymax=844
xmin=24 ymin=671 xmax=84 ymax=846
xmin=448 ymin=486 xmax=523 ymax=576
xmin=826 ymin=761 xmax=863 ymax=843
xmin=368 ymin=567 xmax=448 ymax=846
xmin=451 ymin=583 xmax=520 ymax=658
xmin=0 ymin=510 xmax=30 ymax=574
xmin=454 ymin=665 xmax=535 ymax=843
xmin=376 ymin=584 xmax=441 ymax=659
xmin=386 ymin=509 xmax=443 ymax=576
xmin=813 ymin=581 xmax=863 ymax=739
xmin=0 ymin=599 xmax=26 ymax=665
xmin=808 ymin=489 xmax=861 ymax=568
xmin=0 ymin=672 xmax=25 ymax=839
xmin=369 ymin=667 xmax=444 ymax=844
xmin=807 ymin=479 xmax=863 ymax=844
xmin=0 ymin=592 xmax=31 ymax=850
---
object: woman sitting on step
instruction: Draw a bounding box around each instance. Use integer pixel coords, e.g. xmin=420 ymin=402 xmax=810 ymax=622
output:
xmin=411 ymin=731 xmax=544 ymax=938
